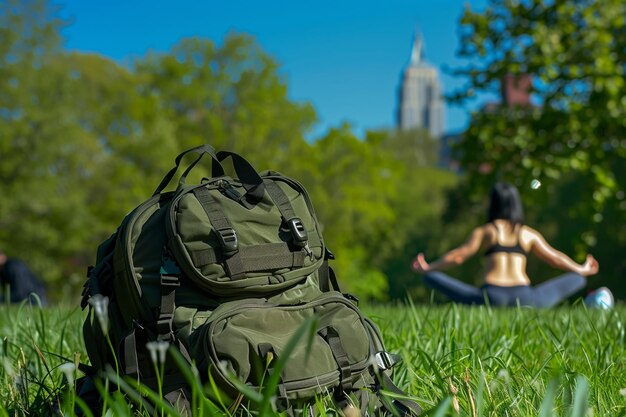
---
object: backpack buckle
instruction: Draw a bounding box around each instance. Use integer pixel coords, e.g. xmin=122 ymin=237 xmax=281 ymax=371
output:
xmin=161 ymin=275 xmax=180 ymax=287
xmin=217 ymin=227 xmax=238 ymax=256
xmin=287 ymin=218 xmax=308 ymax=247
xmin=156 ymin=315 xmax=174 ymax=337
xmin=375 ymin=351 xmax=402 ymax=371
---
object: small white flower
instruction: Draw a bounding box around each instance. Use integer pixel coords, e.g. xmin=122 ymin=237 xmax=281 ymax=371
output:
xmin=88 ymin=294 xmax=110 ymax=335
xmin=58 ymin=362 xmax=76 ymax=386
xmin=619 ymin=387 xmax=626 ymax=397
xmin=146 ymin=341 xmax=169 ymax=365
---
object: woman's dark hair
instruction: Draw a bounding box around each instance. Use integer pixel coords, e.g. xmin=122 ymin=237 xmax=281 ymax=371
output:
xmin=487 ymin=182 xmax=524 ymax=225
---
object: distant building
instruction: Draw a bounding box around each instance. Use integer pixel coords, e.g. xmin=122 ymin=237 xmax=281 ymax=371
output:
xmin=396 ymin=33 xmax=445 ymax=139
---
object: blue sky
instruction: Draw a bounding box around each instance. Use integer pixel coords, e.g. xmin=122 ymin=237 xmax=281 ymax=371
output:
xmin=59 ymin=0 xmax=489 ymax=138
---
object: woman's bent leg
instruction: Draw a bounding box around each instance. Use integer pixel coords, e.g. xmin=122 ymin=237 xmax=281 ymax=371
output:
xmin=423 ymin=272 xmax=485 ymax=305
xmin=531 ymin=273 xmax=586 ymax=307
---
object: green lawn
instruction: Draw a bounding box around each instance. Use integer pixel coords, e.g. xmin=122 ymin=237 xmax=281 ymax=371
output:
xmin=367 ymin=302 xmax=626 ymax=416
xmin=0 ymin=301 xmax=624 ymax=416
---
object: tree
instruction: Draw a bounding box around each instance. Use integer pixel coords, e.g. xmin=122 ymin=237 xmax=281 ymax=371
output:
xmin=451 ymin=0 xmax=626 ymax=296
xmin=0 ymin=0 xmax=89 ymax=292
xmin=308 ymin=125 xmax=400 ymax=299
xmin=364 ymin=129 xmax=457 ymax=299
xmin=0 ymin=0 xmax=178 ymax=295
xmin=306 ymin=126 xmax=456 ymax=300
xmin=135 ymin=35 xmax=317 ymax=178
xmin=1 ymin=2 xmax=318 ymax=298
xmin=0 ymin=0 xmax=456 ymax=302
xmin=368 ymin=127 xmax=440 ymax=169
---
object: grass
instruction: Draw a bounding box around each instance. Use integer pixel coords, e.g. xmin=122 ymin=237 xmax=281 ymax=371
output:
xmin=0 ymin=299 xmax=625 ymax=416
xmin=368 ymin=301 xmax=626 ymax=416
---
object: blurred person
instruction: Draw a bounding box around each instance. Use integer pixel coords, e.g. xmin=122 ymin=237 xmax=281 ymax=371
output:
xmin=0 ymin=249 xmax=47 ymax=305
xmin=412 ymin=182 xmax=602 ymax=307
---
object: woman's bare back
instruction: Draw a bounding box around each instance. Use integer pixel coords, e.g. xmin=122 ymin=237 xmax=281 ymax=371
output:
xmin=482 ymin=220 xmax=531 ymax=286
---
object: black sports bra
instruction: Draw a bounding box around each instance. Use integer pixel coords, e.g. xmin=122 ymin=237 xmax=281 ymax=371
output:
xmin=484 ymin=223 xmax=527 ymax=257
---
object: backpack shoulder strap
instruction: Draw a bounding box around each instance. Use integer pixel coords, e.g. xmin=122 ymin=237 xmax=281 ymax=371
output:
xmin=373 ymin=351 xmax=422 ymax=416
xmin=378 ymin=372 xmax=422 ymax=416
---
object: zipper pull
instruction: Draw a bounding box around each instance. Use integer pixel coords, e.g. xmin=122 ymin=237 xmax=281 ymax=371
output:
xmin=219 ymin=180 xmax=242 ymax=201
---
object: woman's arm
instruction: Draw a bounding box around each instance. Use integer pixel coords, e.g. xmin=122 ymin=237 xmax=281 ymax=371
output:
xmin=412 ymin=227 xmax=484 ymax=273
xmin=526 ymin=227 xmax=599 ymax=276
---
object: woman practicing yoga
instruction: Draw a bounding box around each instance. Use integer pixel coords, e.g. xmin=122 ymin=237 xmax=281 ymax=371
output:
xmin=412 ymin=182 xmax=601 ymax=307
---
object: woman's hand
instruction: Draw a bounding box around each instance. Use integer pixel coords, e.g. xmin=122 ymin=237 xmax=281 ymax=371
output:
xmin=412 ymin=253 xmax=430 ymax=274
xmin=579 ymin=254 xmax=599 ymax=276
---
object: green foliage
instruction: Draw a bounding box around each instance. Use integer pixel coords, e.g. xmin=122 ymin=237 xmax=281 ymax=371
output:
xmin=0 ymin=0 xmax=456 ymax=301
xmin=0 ymin=1 xmax=178 ymax=294
xmin=135 ymin=35 xmax=317 ymax=175
xmin=308 ymin=126 xmax=399 ymax=298
xmin=362 ymin=129 xmax=457 ymax=299
xmin=0 ymin=2 xmax=316 ymax=299
xmin=450 ymin=0 xmax=626 ymax=296
xmin=368 ymin=127 xmax=440 ymax=169
xmin=307 ymin=127 xmax=455 ymax=300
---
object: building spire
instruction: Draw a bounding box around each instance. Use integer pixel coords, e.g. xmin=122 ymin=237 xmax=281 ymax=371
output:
xmin=410 ymin=31 xmax=424 ymax=65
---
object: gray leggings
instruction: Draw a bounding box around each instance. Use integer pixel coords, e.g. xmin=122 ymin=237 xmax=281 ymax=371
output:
xmin=423 ymin=271 xmax=586 ymax=307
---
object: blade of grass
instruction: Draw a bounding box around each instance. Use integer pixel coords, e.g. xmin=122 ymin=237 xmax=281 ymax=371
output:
xmin=259 ymin=315 xmax=319 ymax=417
xmin=569 ymin=376 xmax=589 ymax=417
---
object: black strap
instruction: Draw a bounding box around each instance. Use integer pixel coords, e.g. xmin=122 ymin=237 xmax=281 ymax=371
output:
xmin=379 ymin=372 xmax=423 ymax=416
xmin=192 ymin=187 xmax=246 ymax=280
xmin=319 ymin=263 xmax=341 ymax=293
xmin=77 ymin=362 xmax=97 ymax=375
xmin=156 ymin=249 xmax=181 ymax=340
xmin=157 ymin=273 xmax=180 ymax=340
xmin=164 ymin=388 xmax=192 ymax=417
xmin=81 ymin=256 xmax=113 ymax=309
xmin=216 ymin=151 xmax=265 ymax=204
xmin=177 ymin=154 xmax=225 ymax=190
xmin=153 ymin=144 xmax=222 ymax=196
xmin=264 ymin=180 xmax=297 ymax=221
xmin=275 ymin=389 xmax=294 ymax=417
xmin=123 ymin=329 xmax=139 ymax=376
xmin=257 ymin=343 xmax=274 ymax=360
xmin=191 ymin=243 xmax=305 ymax=271
xmin=319 ymin=248 xmax=339 ymax=292
xmin=319 ymin=327 xmax=353 ymax=392
xmin=176 ymin=339 xmax=193 ymax=364
xmin=264 ymin=179 xmax=308 ymax=247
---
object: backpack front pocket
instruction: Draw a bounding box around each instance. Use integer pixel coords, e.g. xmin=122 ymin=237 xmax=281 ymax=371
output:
xmin=168 ymin=179 xmax=324 ymax=297
xmin=191 ymin=293 xmax=373 ymax=400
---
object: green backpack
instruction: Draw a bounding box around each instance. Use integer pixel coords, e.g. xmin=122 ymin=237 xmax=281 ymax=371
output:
xmin=80 ymin=145 xmax=421 ymax=416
